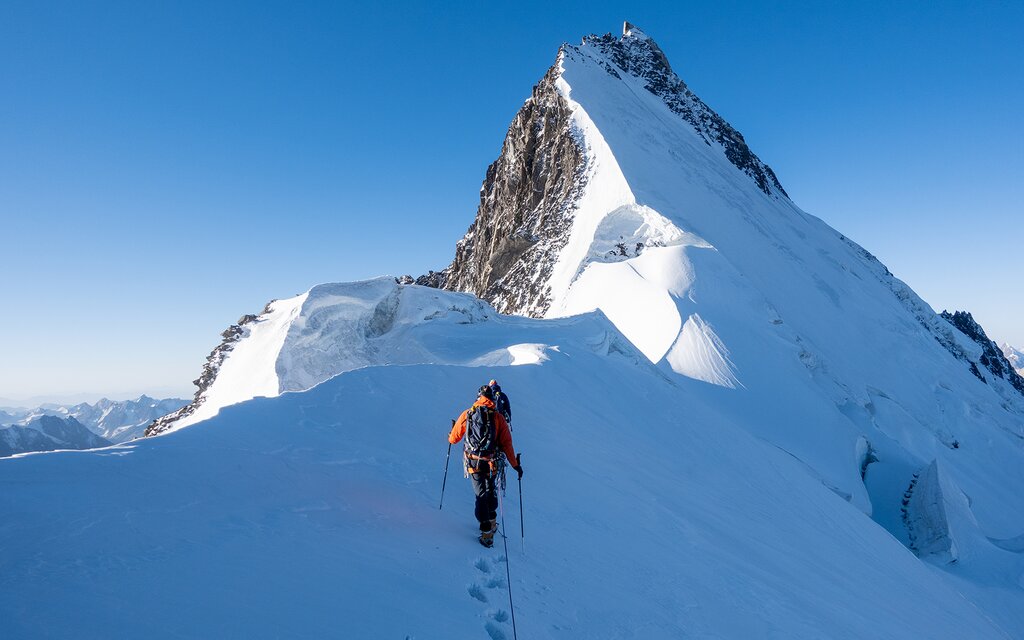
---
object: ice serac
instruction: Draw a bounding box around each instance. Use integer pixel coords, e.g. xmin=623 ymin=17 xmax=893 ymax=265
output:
xmin=146 ymin=277 xmax=645 ymax=436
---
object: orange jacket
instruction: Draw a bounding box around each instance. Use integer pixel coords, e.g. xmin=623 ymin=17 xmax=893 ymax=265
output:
xmin=449 ymin=396 xmax=517 ymax=473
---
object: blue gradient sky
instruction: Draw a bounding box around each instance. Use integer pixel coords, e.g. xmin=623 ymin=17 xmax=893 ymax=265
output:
xmin=1 ymin=1 xmax=1021 ymax=402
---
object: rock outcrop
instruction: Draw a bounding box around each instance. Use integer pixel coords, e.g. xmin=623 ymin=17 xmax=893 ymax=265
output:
xmin=941 ymin=310 xmax=1024 ymax=397
xmin=423 ymin=59 xmax=587 ymax=316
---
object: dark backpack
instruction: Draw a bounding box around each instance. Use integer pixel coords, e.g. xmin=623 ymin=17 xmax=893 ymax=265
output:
xmin=493 ymin=391 xmax=511 ymax=423
xmin=465 ymin=405 xmax=497 ymax=459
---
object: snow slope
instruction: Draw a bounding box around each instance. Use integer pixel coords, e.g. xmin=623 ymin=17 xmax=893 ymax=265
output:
xmin=522 ymin=24 xmax=1024 ymax=622
xmin=0 ymin=292 xmax=1013 ymax=638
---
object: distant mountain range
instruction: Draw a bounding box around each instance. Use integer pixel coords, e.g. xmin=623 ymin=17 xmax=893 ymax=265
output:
xmin=0 ymin=395 xmax=187 ymax=448
xmin=1002 ymin=343 xmax=1024 ymax=376
xmin=0 ymin=415 xmax=111 ymax=458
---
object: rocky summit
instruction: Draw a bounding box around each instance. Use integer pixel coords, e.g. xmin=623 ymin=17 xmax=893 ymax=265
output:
xmin=424 ymin=23 xmax=787 ymax=316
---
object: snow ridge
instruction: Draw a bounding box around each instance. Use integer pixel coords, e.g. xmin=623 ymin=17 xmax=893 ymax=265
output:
xmin=577 ymin=22 xmax=787 ymax=197
xmin=145 ymin=278 xmax=652 ymax=435
xmin=941 ymin=310 xmax=1024 ymax=397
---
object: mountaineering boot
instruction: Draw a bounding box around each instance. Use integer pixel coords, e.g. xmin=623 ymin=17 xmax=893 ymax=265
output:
xmin=479 ymin=520 xmax=497 ymax=548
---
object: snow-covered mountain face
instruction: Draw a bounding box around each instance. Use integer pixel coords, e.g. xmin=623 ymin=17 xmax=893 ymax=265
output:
xmin=432 ymin=23 xmax=1024 ymax=401
xmin=425 ymin=23 xmax=787 ymax=316
xmin=0 ymin=408 xmax=24 ymax=425
xmin=1003 ymin=343 xmax=1024 ymax=376
xmin=417 ymin=21 xmax=1024 ymax=630
xmin=0 ymin=415 xmax=110 ymax=458
xmin=4 ymin=22 xmax=1024 ymax=638
xmin=9 ymin=396 xmax=186 ymax=443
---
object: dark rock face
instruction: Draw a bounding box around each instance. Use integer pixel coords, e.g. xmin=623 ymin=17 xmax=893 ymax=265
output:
xmin=145 ymin=313 xmax=263 ymax=437
xmin=421 ymin=25 xmax=787 ymax=318
xmin=580 ymin=26 xmax=787 ymax=198
xmin=429 ymin=59 xmax=587 ymax=317
xmin=941 ymin=311 xmax=1024 ymax=397
xmin=414 ymin=270 xmax=447 ymax=288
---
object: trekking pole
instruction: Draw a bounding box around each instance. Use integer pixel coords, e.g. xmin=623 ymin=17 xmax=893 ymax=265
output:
xmin=517 ymin=453 xmax=524 ymax=553
xmin=438 ymin=420 xmax=455 ymax=510
xmin=498 ymin=484 xmax=519 ymax=640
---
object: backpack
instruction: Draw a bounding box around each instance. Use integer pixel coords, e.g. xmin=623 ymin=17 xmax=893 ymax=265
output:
xmin=493 ymin=391 xmax=511 ymax=423
xmin=465 ymin=405 xmax=497 ymax=459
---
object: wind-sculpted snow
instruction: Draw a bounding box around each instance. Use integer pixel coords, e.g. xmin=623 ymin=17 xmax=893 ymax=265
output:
xmin=147 ymin=278 xmax=648 ymax=435
xmin=665 ymin=314 xmax=742 ymax=389
xmin=0 ymin=337 xmax=1015 ymax=638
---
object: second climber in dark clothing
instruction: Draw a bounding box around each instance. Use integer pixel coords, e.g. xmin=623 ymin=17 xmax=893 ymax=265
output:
xmin=488 ymin=379 xmax=512 ymax=425
xmin=448 ymin=384 xmax=522 ymax=547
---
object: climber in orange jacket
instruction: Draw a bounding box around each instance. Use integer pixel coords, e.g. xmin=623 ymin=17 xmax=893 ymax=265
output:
xmin=448 ymin=384 xmax=522 ymax=547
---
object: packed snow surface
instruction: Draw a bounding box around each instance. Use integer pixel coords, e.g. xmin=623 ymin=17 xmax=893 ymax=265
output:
xmin=1 ymin=286 xmax=1018 ymax=638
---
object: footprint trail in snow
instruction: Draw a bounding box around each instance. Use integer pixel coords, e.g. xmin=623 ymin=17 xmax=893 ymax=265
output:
xmin=468 ymin=555 xmax=511 ymax=640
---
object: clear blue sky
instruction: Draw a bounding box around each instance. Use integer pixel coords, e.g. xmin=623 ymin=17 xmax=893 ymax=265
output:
xmin=1 ymin=1 xmax=1021 ymax=403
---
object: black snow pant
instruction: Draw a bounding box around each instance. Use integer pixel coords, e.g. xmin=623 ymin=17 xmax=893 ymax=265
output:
xmin=469 ymin=468 xmax=498 ymax=531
